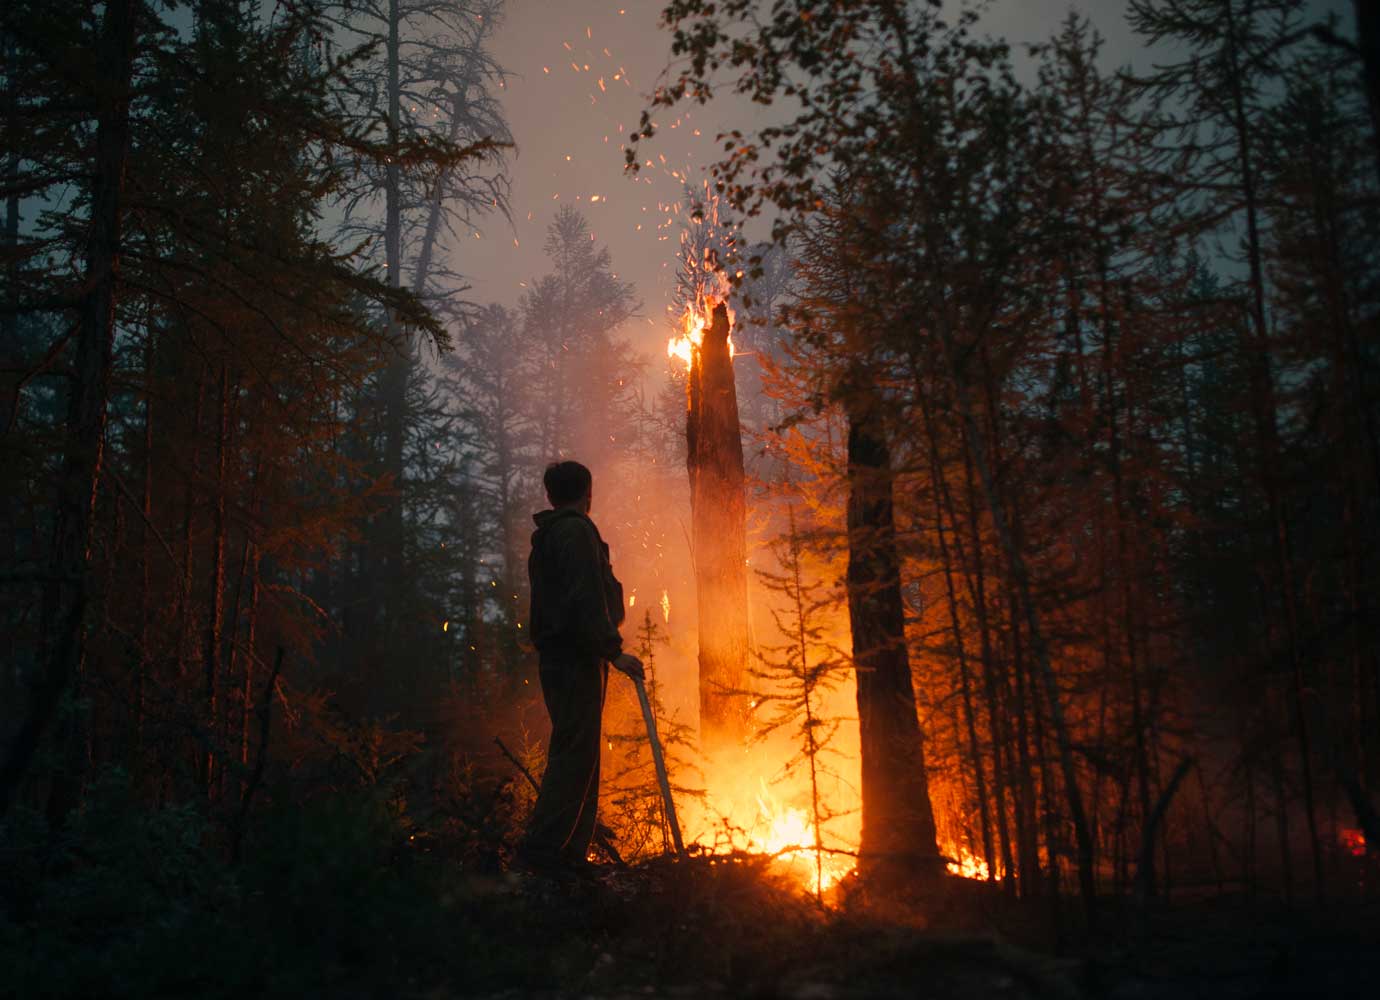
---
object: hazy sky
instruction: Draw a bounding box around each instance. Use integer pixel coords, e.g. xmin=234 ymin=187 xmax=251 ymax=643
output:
xmin=455 ymin=0 xmax=1350 ymax=363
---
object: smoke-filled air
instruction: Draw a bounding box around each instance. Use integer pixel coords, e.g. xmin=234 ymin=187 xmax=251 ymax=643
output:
xmin=2 ymin=1 xmax=1377 ymax=997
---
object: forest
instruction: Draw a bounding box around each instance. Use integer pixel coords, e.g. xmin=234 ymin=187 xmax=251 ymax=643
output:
xmin=2 ymin=0 xmax=1378 ymax=997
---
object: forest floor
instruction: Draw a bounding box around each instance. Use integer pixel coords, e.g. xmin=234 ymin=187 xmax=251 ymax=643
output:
xmin=4 ymin=778 xmax=1379 ymax=999
xmin=426 ymin=860 xmax=1380 ymax=1000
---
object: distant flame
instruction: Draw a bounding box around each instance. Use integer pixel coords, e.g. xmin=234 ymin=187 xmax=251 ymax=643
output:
xmin=660 ymin=589 xmax=670 ymax=623
xmin=944 ymin=845 xmax=995 ymax=881
xmin=1341 ymin=828 xmax=1366 ymax=858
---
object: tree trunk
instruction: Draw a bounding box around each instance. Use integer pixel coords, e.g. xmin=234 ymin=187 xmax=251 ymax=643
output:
xmin=925 ymin=419 xmax=996 ymax=880
xmin=1008 ymin=586 xmax=1041 ymax=897
xmin=844 ymin=380 xmax=940 ymax=884
xmin=0 ymin=0 xmax=137 ymax=820
xmin=1221 ymin=3 xmax=1325 ymax=897
xmin=686 ymin=302 xmax=750 ymax=744
xmin=960 ymin=432 xmax=1017 ymax=890
xmin=1 ymin=28 xmax=18 ymax=406
xmin=379 ymin=0 xmax=408 ymax=649
xmin=934 ymin=320 xmax=1098 ymax=923
xmin=238 ymin=548 xmax=261 ymax=791
xmin=134 ymin=318 xmax=155 ymax=774
xmin=201 ymin=365 xmax=230 ymax=797
xmin=1354 ymin=0 xmax=1380 ymax=186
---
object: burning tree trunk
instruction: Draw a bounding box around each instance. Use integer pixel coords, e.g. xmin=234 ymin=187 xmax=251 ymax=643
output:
xmin=843 ymin=383 xmax=941 ymax=884
xmin=685 ymin=301 xmax=750 ymax=744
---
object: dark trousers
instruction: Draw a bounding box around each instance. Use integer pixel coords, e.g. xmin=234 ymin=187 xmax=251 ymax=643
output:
xmin=522 ymin=654 xmax=607 ymax=862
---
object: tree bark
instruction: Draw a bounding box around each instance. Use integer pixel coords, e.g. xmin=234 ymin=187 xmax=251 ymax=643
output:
xmin=686 ymin=302 xmax=750 ymax=744
xmin=844 ymin=380 xmax=940 ymax=884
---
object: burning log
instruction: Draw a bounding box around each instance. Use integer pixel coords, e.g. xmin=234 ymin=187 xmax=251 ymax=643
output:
xmin=677 ymin=298 xmax=751 ymax=745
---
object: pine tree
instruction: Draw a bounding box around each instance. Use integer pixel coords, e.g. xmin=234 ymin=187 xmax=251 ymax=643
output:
xmin=749 ymin=504 xmax=850 ymax=901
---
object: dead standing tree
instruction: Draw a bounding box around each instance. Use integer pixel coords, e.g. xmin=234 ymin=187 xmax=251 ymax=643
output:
xmin=685 ymin=301 xmax=751 ymax=745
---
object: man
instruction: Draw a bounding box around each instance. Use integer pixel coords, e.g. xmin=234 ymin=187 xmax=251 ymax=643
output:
xmin=517 ymin=460 xmax=643 ymax=875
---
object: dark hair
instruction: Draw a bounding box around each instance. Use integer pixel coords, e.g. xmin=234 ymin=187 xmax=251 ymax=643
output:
xmin=543 ymin=460 xmax=592 ymax=506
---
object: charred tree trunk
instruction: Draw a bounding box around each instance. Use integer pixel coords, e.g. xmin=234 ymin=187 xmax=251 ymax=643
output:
xmin=844 ymin=381 xmax=940 ymax=884
xmin=686 ymin=302 xmax=750 ymax=744
xmin=0 ymin=0 xmax=136 ymax=820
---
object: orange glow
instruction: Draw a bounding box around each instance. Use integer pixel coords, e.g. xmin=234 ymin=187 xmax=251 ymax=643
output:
xmin=1341 ymin=828 xmax=1366 ymax=857
xmin=683 ymin=759 xmax=856 ymax=898
xmin=667 ymin=272 xmax=736 ymax=370
xmin=944 ymin=844 xmax=994 ymax=881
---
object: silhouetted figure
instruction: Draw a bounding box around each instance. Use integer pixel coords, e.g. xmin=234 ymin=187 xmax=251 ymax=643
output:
xmin=517 ymin=460 xmax=643 ymax=876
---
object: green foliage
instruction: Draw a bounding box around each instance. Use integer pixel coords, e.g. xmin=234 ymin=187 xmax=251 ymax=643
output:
xmin=0 ymin=768 xmax=528 ymax=997
xmin=1 ymin=768 xmax=236 ymax=998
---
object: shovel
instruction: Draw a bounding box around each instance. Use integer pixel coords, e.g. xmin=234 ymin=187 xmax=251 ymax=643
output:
xmin=631 ymin=674 xmax=685 ymax=857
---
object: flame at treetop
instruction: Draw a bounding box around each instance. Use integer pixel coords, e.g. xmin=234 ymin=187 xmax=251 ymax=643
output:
xmin=667 ymin=270 xmax=736 ymax=370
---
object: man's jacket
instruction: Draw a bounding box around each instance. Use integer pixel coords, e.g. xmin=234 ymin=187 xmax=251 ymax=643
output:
xmin=528 ymin=507 xmax=625 ymax=661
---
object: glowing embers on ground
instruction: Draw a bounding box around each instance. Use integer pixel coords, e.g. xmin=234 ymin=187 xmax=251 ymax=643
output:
xmin=944 ymin=845 xmax=995 ymax=881
xmin=680 ymin=776 xmax=998 ymax=897
xmin=685 ymin=771 xmax=856 ymax=898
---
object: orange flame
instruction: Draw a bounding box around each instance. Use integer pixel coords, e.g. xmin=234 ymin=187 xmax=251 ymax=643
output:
xmin=687 ymin=777 xmax=853 ymax=896
xmin=944 ymin=845 xmax=995 ymax=881
xmin=667 ymin=271 xmax=736 ymax=370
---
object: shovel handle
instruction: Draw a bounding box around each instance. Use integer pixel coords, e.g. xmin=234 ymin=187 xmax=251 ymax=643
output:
xmin=633 ymin=675 xmax=686 ymax=856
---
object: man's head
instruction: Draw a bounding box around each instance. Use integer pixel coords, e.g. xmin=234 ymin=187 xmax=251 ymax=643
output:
xmin=544 ymin=460 xmax=593 ymax=512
